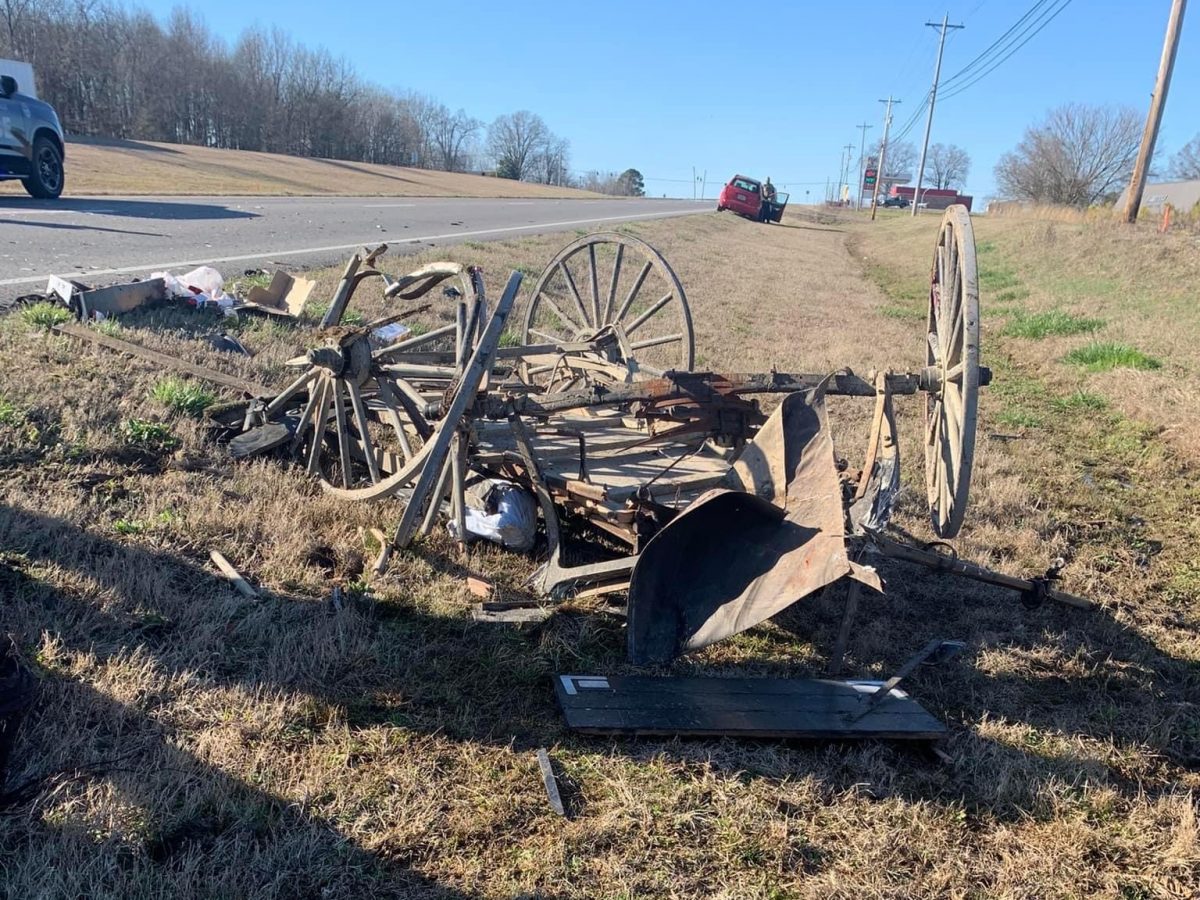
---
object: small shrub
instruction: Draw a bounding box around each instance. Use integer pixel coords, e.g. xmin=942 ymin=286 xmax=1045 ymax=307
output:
xmin=95 ymin=318 xmax=123 ymax=337
xmin=498 ymin=329 xmax=522 ymax=348
xmin=1063 ymin=342 xmax=1161 ymax=372
xmin=113 ymin=519 xmax=146 ymax=535
xmin=21 ymin=302 xmax=71 ymax=329
xmin=122 ymin=418 xmax=180 ymax=452
xmin=151 ymin=377 xmax=216 ymax=417
xmin=1004 ymin=310 xmax=1105 ymax=339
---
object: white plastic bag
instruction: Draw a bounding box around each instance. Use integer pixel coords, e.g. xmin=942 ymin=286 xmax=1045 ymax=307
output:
xmin=447 ymin=478 xmax=537 ymax=552
xmin=371 ymin=323 xmax=411 ymax=346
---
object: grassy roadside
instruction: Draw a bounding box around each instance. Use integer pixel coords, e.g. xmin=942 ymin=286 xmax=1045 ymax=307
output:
xmin=0 ymin=138 xmax=604 ymax=199
xmin=0 ymin=209 xmax=1197 ymax=898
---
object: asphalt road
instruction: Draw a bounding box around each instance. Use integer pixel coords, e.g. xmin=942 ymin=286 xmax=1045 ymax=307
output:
xmin=0 ymin=195 xmax=710 ymax=288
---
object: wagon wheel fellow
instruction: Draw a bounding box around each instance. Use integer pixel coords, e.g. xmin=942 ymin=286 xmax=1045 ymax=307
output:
xmin=520 ymin=232 xmax=694 ymax=387
xmin=924 ymin=204 xmax=980 ymax=539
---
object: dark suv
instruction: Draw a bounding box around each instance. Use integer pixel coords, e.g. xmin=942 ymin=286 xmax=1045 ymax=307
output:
xmin=0 ymin=73 xmax=65 ymax=199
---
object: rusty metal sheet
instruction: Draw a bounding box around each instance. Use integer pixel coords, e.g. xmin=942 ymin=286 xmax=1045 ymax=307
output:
xmin=626 ymin=391 xmax=855 ymax=664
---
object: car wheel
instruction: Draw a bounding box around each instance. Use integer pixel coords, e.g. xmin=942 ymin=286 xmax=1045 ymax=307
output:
xmin=22 ymin=136 xmax=65 ymax=199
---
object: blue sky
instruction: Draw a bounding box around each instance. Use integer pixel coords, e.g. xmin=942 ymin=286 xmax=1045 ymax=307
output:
xmin=139 ymin=0 xmax=1197 ymax=201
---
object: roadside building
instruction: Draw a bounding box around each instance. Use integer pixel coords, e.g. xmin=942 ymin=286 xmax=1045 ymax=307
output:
xmin=1113 ymin=179 xmax=1200 ymax=216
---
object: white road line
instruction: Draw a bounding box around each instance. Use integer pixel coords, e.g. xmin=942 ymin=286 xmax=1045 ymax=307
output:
xmin=0 ymin=207 xmax=703 ymax=286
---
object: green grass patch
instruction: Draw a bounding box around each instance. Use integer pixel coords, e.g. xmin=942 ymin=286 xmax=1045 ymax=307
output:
xmin=1052 ymin=390 xmax=1108 ymax=413
xmin=979 ymin=264 xmax=1020 ymax=292
xmin=1003 ymin=310 xmax=1105 ymax=339
xmin=0 ymin=397 xmax=22 ymax=426
xmin=498 ymin=330 xmax=522 ymax=348
xmin=95 ymin=318 xmax=123 ymax=337
xmin=880 ymin=304 xmax=924 ymax=321
xmin=1063 ymin=342 xmax=1161 ymax=372
xmin=21 ymin=302 xmax=71 ymax=329
xmin=303 ymin=302 xmax=365 ymax=326
xmin=150 ymin=377 xmax=216 ymax=417
xmin=993 ymin=287 xmax=1030 ymax=303
xmin=122 ymin=419 xmax=180 ymax=452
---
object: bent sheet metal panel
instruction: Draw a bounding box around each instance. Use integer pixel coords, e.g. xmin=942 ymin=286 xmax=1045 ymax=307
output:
xmin=554 ymin=674 xmax=946 ymax=740
xmin=627 ymin=390 xmax=875 ymax=664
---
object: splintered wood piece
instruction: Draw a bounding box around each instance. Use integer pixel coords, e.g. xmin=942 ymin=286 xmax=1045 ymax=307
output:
xmin=210 ymin=550 xmax=259 ymax=599
xmin=465 ymin=575 xmax=494 ymax=598
xmin=536 ymin=748 xmax=566 ymax=817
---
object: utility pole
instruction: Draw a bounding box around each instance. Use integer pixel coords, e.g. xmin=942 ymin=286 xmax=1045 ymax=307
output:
xmin=839 ymin=143 xmax=854 ymax=205
xmin=912 ymin=14 xmax=965 ymax=216
xmin=855 ymin=122 xmax=873 ymax=210
xmin=1123 ymin=0 xmax=1188 ymax=223
xmin=870 ymin=96 xmax=899 ymax=221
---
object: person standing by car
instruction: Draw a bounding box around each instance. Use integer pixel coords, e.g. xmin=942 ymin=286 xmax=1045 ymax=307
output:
xmin=763 ymin=177 xmax=777 ymax=202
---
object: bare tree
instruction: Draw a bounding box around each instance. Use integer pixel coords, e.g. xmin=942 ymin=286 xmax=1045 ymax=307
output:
xmin=927 ymin=143 xmax=970 ymax=189
xmin=429 ymin=105 xmax=480 ymax=172
xmin=883 ymin=140 xmax=916 ymax=180
xmin=995 ymin=104 xmax=1143 ymax=207
xmin=487 ymin=111 xmax=550 ymax=181
xmin=1168 ymin=134 xmax=1200 ymax=180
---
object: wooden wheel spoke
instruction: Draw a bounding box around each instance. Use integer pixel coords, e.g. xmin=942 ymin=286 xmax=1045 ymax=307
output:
xmin=535 ymin=293 xmax=586 ymax=337
xmin=558 ymin=262 xmax=592 ymax=329
xmin=602 ymin=243 xmax=624 ymax=325
xmin=376 ymin=378 xmax=415 ymax=462
xmin=624 ymin=292 xmax=674 ymax=336
xmin=630 ymin=332 xmax=683 ymax=351
xmin=587 ymin=243 xmax=601 ymax=327
xmin=305 ymin=377 xmax=332 ymax=477
xmin=945 ymin=360 xmax=964 ymax=383
xmin=943 ymin=387 xmax=963 ymax=477
xmin=347 ymin=380 xmax=382 ymax=484
xmin=614 ymin=259 xmax=653 ymax=324
xmin=331 ymin=380 xmax=353 ymax=486
xmin=529 ymin=327 xmax=568 ymax=345
xmin=926 ymin=399 xmax=942 ymax=445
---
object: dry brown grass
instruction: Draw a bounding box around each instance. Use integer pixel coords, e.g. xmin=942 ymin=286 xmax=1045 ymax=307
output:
xmin=1 ymin=209 xmax=1197 ymax=898
xmin=0 ymin=138 xmax=603 ymax=198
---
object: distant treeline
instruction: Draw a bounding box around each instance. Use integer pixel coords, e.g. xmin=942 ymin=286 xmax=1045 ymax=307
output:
xmin=1 ymin=1 xmax=637 ymax=188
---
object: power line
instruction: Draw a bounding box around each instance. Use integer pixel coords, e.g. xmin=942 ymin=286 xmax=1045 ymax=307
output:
xmin=940 ymin=0 xmax=1074 ymax=101
xmin=939 ymin=0 xmax=1055 ymax=90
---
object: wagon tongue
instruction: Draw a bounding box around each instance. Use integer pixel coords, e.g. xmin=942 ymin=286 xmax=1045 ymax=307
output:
xmin=626 ymin=390 xmax=874 ymax=665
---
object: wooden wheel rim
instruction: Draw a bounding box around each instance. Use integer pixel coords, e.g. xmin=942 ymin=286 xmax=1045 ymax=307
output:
xmin=520 ymin=232 xmax=695 ymax=379
xmin=924 ymin=205 xmax=980 ymax=539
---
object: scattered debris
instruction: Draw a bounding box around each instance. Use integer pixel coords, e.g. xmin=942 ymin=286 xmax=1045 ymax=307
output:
xmin=553 ymin=674 xmax=947 ymax=741
xmin=535 ymin=748 xmax=566 ymax=817
xmin=464 ymin=575 xmax=495 ymax=599
xmin=47 ymin=274 xmax=166 ymax=318
xmin=209 ymin=549 xmax=259 ymax=599
xmin=237 ymin=270 xmax=315 ymax=318
xmin=471 ymin=601 xmax=550 ymax=624
xmin=207 ymin=332 xmax=252 ymax=356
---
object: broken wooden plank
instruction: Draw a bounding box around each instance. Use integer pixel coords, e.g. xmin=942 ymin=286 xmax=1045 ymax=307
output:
xmin=54 ymin=321 xmax=275 ymax=397
xmin=209 ymin=550 xmax=259 ymax=599
xmin=535 ymin=748 xmax=566 ymax=817
xmin=554 ymin=674 xmax=946 ymax=741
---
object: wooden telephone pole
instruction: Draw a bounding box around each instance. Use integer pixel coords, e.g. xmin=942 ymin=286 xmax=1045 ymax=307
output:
xmin=1122 ymin=0 xmax=1188 ymax=223
xmin=912 ymin=15 xmax=965 ymax=216
xmin=869 ymin=97 xmax=899 ymax=221
xmin=855 ymin=122 xmax=873 ymax=210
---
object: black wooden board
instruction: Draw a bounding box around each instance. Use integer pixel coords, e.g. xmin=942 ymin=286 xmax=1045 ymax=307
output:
xmin=554 ymin=674 xmax=946 ymax=741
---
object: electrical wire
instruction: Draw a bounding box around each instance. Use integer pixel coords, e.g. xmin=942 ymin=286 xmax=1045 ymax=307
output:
xmin=939 ymin=0 xmax=1056 ymax=90
xmin=940 ymin=0 xmax=1073 ymax=100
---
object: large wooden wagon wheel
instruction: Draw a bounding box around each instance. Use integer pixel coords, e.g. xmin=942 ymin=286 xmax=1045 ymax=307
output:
xmin=925 ymin=205 xmax=980 ymax=539
xmin=520 ymin=232 xmax=694 ymax=386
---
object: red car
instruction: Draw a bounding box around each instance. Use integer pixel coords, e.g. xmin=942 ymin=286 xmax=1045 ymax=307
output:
xmin=717 ymin=175 xmax=788 ymax=223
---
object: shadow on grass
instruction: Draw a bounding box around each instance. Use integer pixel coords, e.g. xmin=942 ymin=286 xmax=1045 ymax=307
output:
xmin=1 ymin=498 xmax=1196 ymax=891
